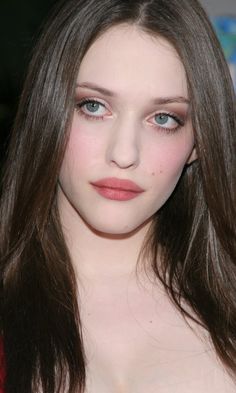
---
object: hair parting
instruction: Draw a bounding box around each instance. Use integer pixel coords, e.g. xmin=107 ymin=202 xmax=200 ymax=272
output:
xmin=0 ymin=0 xmax=235 ymax=392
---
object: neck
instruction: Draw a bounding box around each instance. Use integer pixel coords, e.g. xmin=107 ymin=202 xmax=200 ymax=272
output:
xmin=57 ymin=190 xmax=152 ymax=283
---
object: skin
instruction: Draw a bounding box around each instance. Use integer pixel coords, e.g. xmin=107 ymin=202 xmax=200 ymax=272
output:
xmin=57 ymin=25 xmax=235 ymax=392
xmin=58 ymin=24 xmax=196 ymax=278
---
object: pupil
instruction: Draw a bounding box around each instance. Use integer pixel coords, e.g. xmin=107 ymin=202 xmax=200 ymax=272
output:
xmin=155 ymin=114 xmax=168 ymax=125
xmin=87 ymin=102 xmax=99 ymax=112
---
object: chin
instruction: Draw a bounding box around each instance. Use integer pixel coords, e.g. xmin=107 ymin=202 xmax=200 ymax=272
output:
xmin=82 ymin=213 xmax=151 ymax=238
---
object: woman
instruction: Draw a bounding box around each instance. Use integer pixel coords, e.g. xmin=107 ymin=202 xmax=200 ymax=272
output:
xmin=0 ymin=0 xmax=235 ymax=392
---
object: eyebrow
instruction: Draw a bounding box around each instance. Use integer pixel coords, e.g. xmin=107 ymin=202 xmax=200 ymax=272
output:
xmin=76 ymin=82 xmax=190 ymax=105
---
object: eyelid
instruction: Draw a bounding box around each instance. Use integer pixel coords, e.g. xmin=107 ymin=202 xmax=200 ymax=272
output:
xmin=76 ymin=98 xmax=113 ymax=121
xmin=147 ymin=110 xmax=184 ymax=124
xmin=145 ymin=111 xmax=185 ymax=134
xmin=75 ymin=96 xmax=186 ymax=130
xmin=76 ymin=96 xmax=112 ymax=110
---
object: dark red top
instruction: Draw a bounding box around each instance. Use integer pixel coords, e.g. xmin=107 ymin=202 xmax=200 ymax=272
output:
xmin=0 ymin=339 xmax=5 ymax=393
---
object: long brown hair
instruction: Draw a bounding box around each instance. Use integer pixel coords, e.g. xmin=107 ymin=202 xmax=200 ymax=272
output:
xmin=0 ymin=0 xmax=235 ymax=392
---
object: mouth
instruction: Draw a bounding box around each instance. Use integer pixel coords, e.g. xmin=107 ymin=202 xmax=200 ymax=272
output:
xmin=90 ymin=177 xmax=144 ymax=201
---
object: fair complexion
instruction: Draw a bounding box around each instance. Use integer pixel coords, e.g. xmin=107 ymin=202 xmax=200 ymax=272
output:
xmin=57 ymin=25 xmax=235 ymax=392
xmin=57 ymin=24 xmax=196 ymax=280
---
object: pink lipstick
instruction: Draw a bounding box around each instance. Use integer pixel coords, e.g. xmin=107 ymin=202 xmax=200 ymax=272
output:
xmin=91 ymin=177 xmax=144 ymax=201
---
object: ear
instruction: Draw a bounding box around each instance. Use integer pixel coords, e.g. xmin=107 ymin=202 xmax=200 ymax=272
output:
xmin=186 ymin=146 xmax=197 ymax=165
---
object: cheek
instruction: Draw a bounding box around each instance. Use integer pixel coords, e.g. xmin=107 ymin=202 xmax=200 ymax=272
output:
xmin=63 ymin=123 xmax=104 ymax=172
xmin=145 ymin=137 xmax=194 ymax=180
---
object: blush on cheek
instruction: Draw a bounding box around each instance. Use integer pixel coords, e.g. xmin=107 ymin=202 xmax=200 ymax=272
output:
xmin=67 ymin=126 xmax=102 ymax=164
xmin=147 ymin=139 xmax=188 ymax=171
xmin=163 ymin=143 xmax=193 ymax=169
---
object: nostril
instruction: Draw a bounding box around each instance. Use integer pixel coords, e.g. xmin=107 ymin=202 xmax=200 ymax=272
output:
xmin=106 ymin=136 xmax=140 ymax=169
xmin=108 ymin=147 xmax=140 ymax=169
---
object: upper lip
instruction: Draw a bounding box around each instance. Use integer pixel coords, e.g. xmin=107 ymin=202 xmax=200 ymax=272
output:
xmin=91 ymin=177 xmax=144 ymax=192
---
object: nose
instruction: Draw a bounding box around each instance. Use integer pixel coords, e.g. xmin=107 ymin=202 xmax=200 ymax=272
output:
xmin=106 ymin=117 xmax=140 ymax=169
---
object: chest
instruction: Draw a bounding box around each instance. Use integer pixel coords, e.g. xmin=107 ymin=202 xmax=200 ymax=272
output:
xmin=79 ymin=277 xmax=235 ymax=393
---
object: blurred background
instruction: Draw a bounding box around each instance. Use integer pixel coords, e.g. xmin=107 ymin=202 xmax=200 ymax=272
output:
xmin=0 ymin=0 xmax=235 ymax=166
xmin=0 ymin=0 xmax=57 ymax=165
xmin=201 ymin=0 xmax=235 ymax=15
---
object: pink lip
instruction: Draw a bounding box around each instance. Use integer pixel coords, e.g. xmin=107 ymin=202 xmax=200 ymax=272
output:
xmin=91 ymin=177 xmax=144 ymax=201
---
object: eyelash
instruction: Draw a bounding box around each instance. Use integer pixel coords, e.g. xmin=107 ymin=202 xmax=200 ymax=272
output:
xmin=75 ymin=98 xmax=185 ymax=133
xmin=76 ymin=98 xmax=108 ymax=121
xmin=153 ymin=113 xmax=184 ymax=134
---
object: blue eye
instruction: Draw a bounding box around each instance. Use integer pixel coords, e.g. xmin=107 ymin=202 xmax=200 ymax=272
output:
xmin=77 ymin=99 xmax=107 ymax=117
xmin=154 ymin=114 xmax=179 ymax=128
xmin=149 ymin=112 xmax=184 ymax=133
xmin=155 ymin=114 xmax=170 ymax=125
xmin=84 ymin=102 xmax=101 ymax=113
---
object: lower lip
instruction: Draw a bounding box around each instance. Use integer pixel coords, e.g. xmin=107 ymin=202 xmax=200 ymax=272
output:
xmin=92 ymin=185 xmax=142 ymax=201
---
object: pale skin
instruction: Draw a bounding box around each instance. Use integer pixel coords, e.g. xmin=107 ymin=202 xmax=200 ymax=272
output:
xmin=57 ymin=24 xmax=235 ymax=392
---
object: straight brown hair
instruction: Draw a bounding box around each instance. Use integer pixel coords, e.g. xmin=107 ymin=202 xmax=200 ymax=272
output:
xmin=0 ymin=0 xmax=235 ymax=392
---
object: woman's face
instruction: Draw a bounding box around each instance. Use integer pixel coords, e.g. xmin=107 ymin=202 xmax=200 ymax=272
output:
xmin=58 ymin=24 xmax=196 ymax=235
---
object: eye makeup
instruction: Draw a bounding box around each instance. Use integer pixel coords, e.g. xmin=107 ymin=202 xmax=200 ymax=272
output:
xmin=147 ymin=111 xmax=185 ymax=134
xmin=75 ymin=95 xmax=188 ymax=134
xmin=75 ymin=98 xmax=111 ymax=121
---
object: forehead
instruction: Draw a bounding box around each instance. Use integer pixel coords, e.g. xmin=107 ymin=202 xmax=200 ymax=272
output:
xmin=77 ymin=24 xmax=188 ymax=99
